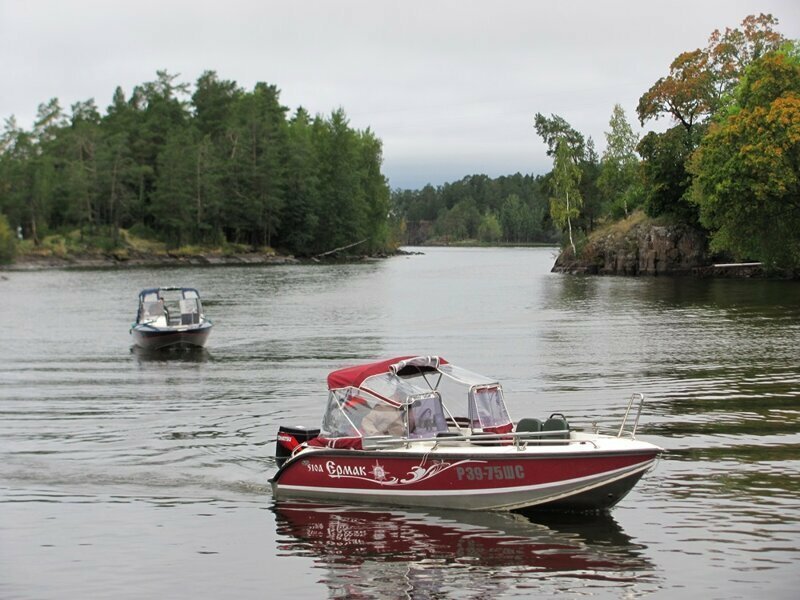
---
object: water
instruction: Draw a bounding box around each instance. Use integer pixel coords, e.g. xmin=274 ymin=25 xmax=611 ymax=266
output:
xmin=1 ymin=247 xmax=798 ymax=599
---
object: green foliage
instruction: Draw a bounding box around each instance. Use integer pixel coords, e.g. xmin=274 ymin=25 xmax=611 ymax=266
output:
xmin=0 ymin=213 xmax=16 ymax=263
xmin=477 ymin=211 xmax=502 ymax=243
xmin=549 ymin=139 xmax=583 ymax=254
xmin=598 ymin=104 xmax=642 ymax=217
xmin=534 ymin=113 xmax=585 ymax=157
xmin=577 ymin=137 xmax=602 ymax=231
xmin=690 ymin=46 xmax=800 ymax=268
xmin=436 ymin=198 xmax=481 ymax=240
xmin=280 ymin=107 xmax=320 ymax=253
xmin=151 ymin=126 xmax=197 ymax=247
xmin=533 ymin=113 xmax=603 ymax=236
xmin=637 ymin=14 xmax=784 ymax=138
xmin=127 ymin=223 xmax=159 ymax=241
xmin=499 ymin=193 xmax=543 ymax=243
xmin=637 ymin=126 xmax=700 ymax=223
xmin=391 ymin=173 xmax=554 ymax=245
xmin=630 ymin=13 xmax=786 ymax=241
xmin=0 ymin=71 xmax=391 ymax=257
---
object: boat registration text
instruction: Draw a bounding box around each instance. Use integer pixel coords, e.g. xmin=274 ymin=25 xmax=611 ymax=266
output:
xmin=456 ymin=465 xmax=525 ymax=481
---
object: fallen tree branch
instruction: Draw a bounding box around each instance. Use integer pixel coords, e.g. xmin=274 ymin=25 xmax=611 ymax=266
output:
xmin=313 ymin=238 xmax=368 ymax=259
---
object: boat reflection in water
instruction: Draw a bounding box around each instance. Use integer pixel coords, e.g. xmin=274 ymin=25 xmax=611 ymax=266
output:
xmin=130 ymin=345 xmax=211 ymax=364
xmin=273 ymin=501 xmax=655 ymax=598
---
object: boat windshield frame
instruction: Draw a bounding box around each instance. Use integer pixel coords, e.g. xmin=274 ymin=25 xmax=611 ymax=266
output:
xmin=360 ymin=372 xmax=432 ymax=404
xmin=467 ymin=384 xmax=512 ymax=431
xmin=136 ymin=287 xmax=205 ymax=326
xmin=322 ymin=357 xmax=514 ymax=438
xmin=377 ymin=362 xmax=513 ymax=432
xmin=320 ymin=385 xmax=450 ymax=440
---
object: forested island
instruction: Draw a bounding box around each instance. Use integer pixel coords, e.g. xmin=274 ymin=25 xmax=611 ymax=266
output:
xmin=1 ymin=13 xmax=798 ymax=275
xmin=0 ymin=71 xmax=391 ymax=265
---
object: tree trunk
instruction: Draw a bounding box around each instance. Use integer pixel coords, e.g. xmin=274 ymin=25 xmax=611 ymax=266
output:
xmin=30 ymin=208 xmax=39 ymax=246
xmin=196 ymin=146 xmax=202 ymax=234
xmin=109 ymin=154 xmax=119 ymax=243
xmin=566 ymin=190 xmax=576 ymax=256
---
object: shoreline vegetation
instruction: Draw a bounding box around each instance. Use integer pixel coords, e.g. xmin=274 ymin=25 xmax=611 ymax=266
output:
xmin=0 ymin=228 xmax=414 ymax=271
xmin=0 ymin=229 xmax=555 ymax=272
xmin=2 ymin=16 xmax=798 ymax=278
xmin=2 ymin=226 xmax=794 ymax=280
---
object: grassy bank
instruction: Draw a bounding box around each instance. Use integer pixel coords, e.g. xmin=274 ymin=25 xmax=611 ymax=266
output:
xmin=3 ymin=228 xmax=290 ymax=270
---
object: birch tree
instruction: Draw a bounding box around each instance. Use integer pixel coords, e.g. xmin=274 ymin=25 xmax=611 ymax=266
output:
xmin=550 ymin=138 xmax=582 ymax=256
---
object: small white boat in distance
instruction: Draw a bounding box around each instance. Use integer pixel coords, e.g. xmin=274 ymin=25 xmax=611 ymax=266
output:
xmin=130 ymin=287 xmax=212 ymax=350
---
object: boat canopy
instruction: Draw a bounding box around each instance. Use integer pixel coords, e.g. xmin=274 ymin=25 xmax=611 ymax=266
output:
xmin=327 ymin=355 xmax=449 ymax=390
xmin=320 ymin=356 xmax=512 ymax=438
xmin=137 ymin=287 xmax=201 ymax=302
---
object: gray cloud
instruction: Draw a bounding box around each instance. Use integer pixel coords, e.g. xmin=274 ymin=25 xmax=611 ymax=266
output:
xmin=1 ymin=0 xmax=798 ymax=189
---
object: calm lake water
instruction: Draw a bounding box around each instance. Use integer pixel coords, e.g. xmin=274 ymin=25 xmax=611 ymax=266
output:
xmin=1 ymin=246 xmax=799 ymax=599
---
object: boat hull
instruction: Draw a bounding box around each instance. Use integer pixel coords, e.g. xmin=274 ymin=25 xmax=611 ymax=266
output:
xmin=270 ymin=445 xmax=659 ymax=512
xmin=131 ymin=322 xmax=212 ymax=350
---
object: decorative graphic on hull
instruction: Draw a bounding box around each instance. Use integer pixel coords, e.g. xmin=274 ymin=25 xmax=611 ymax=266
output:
xmin=324 ymin=458 xmax=487 ymax=486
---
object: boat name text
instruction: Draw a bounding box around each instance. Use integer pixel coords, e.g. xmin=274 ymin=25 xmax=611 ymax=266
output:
xmin=326 ymin=461 xmax=368 ymax=478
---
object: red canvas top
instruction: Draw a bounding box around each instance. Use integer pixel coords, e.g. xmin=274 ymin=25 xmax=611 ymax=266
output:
xmin=327 ymin=356 xmax=448 ymax=390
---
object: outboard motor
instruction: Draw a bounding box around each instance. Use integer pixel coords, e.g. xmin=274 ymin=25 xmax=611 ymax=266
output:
xmin=276 ymin=426 xmax=320 ymax=468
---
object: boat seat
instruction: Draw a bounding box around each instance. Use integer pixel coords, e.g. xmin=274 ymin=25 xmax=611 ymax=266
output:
xmin=542 ymin=414 xmax=570 ymax=440
xmin=181 ymin=313 xmax=198 ymax=325
xmin=516 ymin=418 xmax=543 ymax=433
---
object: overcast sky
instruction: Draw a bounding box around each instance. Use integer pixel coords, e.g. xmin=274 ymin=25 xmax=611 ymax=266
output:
xmin=1 ymin=1 xmax=798 ymax=189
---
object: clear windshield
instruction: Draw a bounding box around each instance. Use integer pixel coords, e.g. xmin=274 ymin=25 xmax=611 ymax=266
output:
xmin=361 ymin=373 xmax=430 ymax=403
xmin=439 ymin=364 xmax=498 ymax=386
xmin=468 ymin=385 xmax=512 ymax=430
xmin=179 ymin=298 xmax=201 ymax=325
xmin=142 ymin=301 xmax=165 ymax=321
xmin=363 ymin=364 xmax=511 ymax=432
xmin=320 ymin=387 xmax=405 ymax=438
xmin=321 ymin=388 xmax=361 ymax=437
xmin=407 ymin=393 xmax=448 ymax=439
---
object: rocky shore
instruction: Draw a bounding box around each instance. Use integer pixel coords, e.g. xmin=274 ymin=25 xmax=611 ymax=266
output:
xmin=552 ymin=220 xmax=709 ymax=276
xmin=549 ymin=213 xmax=791 ymax=278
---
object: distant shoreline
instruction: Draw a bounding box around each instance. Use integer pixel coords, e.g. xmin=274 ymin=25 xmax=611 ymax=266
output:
xmin=0 ymin=251 xmax=299 ymax=271
xmin=0 ymin=247 xmax=427 ymax=272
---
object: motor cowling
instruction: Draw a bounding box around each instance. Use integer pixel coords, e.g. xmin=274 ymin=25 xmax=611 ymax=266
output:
xmin=276 ymin=425 xmax=320 ymax=468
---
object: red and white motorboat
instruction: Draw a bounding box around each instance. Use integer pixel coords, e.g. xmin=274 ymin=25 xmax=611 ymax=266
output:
xmin=271 ymin=356 xmax=662 ymax=512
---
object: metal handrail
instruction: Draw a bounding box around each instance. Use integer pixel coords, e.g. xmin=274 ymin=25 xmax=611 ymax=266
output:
xmin=359 ymin=428 xmax=580 ymax=450
xmin=617 ymin=393 xmax=645 ymax=438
